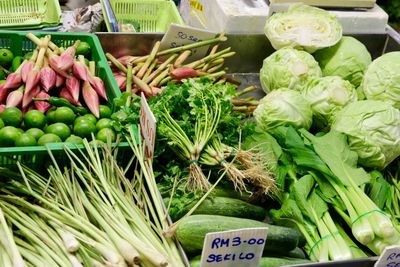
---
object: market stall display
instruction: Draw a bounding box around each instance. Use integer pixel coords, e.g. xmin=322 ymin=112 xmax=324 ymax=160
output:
xmin=0 ymin=0 xmax=398 ymax=266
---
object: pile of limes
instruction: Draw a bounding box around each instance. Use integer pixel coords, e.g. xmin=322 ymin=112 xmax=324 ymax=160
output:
xmin=0 ymin=105 xmax=116 ymax=147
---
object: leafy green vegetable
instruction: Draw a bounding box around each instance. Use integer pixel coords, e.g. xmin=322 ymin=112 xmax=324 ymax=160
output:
xmin=254 ymin=89 xmax=313 ymax=132
xmin=303 ymin=76 xmax=357 ymax=127
xmin=331 ymin=100 xmax=400 ymax=169
xmin=314 ymin=36 xmax=372 ymax=87
xmin=362 ymin=52 xmax=400 ymax=109
xmin=264 ymin=4 xmax=342 ymax=53
xmin=259 ymin=48 xmax=322 ymax=92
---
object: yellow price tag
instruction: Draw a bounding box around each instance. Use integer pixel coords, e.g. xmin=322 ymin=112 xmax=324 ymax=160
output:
xmin=190 ymin=0 xmax=204 ymax=12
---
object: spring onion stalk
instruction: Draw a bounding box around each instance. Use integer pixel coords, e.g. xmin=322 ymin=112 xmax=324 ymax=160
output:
xmin=0 ymin=206 xmax=26 ymax=267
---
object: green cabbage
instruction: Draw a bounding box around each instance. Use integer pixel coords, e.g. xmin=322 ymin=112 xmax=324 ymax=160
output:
xmin=254 ymin=88 xmax=313 ymax=132
xmin=362 ymin=52 xmax=400 ymax=109
xmin=264 ymin=4 xmax=342 ymax=53
xmin=331 ymin=100 xmax=400 ymax=169
xmin=260 ymin=48 xmax=322 ymax=93
xmin=314 ymin=36 xmax=372 ymax=88
xmin=303 ymin=76 xmax=357 ymax=126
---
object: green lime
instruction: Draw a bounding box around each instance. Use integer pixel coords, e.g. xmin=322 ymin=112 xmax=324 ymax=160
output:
xmin=0 ymin=48 xmax=14 ymax=68
xmin=37 ymin=133 xmax=62 ymax=146
xmin=16 ymin=128 xmax=24 ymax=135
xmin=15 ymin=133 xmax=36 ymax=147
xmin=45 ymin=123 xmax=71 ymax=141
xmin=83 ymin=114 xmax=97 ymax=125
xmin=46 ymin=109 xmax=57 ymax=123
xmin=99 ymin=105 xmax=112 ymax=118
xmin=54 ymin=107 xmax=76 ymax=125
xmin=1 ymin=107 xmax=23 ymax=127
xmin=0 ymin=80 xmax=5 ymax=85
xmin=95 ymin=118 xmax=112 ymax=131
xmin=65 ymin=135 xmax=83 ymax=144
xmin=0 ymin=126 xmax=21 ymax=147
xmin=24 ymin=110 xmax=47 ymax=129
xmin=0 ymin=118 xmax=4 ymax=129
xmin=11 ymin=56 xmax=23 ymax=72
xmin=23 ymin=51 xmax=33 ymax=60
xmin=74 ymin=116 xmax=91 ymax=126
xmin=73 ymin=121 xmax=96 ymax=139
xmin=25 ymin=128 xmax=44 ymax=140
xmin=89 ymin=140 xmax=104 ymax=146
xmin=76 ymin=41 xmax=91 ymax=57
xmin=96 ymin=128 xmax=116 ymax=143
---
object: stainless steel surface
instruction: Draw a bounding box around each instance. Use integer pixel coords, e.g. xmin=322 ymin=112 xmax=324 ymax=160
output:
xmin=95 ymin=27 xmax=400 ymax=267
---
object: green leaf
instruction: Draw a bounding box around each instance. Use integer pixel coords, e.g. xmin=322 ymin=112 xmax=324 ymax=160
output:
xmin=367 ymin=170 xmax=392 ymax=210
xmin=273 ymin=126 xmax=333 ymax=177
xmin=293 ymin=174 xmax=317 ymax=222
xmin=301 ymin=130 xmax=371 ymax=186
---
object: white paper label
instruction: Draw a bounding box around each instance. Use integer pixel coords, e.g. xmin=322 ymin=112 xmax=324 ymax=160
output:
xmin=200 ymin=228 xmax=268 ymax=267
xmin=160 ymin=23 xmax=216 ymax=60
xmin=140 ymin=92 xmax=156 ymax=159
xmin=374 ymin=246 xmax=400 ymax=267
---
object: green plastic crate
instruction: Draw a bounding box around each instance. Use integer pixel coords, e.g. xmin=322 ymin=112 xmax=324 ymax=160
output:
xmin=101 ymin=0 xmax=184 ymax=32
xmin=0 ymin=31 xmax=127 ymax=171
xmin=0 ymin=0 xmax=62 ymax=30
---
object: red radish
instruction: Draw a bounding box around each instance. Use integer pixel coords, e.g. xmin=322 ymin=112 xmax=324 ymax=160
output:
xmin=6 ymin=86 xmax=24 ymax=108
xmin=82 ymin=82 xmax=99 ymax=118
xmin=89 ymin=76 xmax=107 ymax=101
xmin=0 ymin=104 xmax=6 ymax=113
xmin=22 ymin=84 xmax=40 ymax=109
xmin=66 ymin=76 xmax=80 ymax=103
xmin=170 ymin=67 xmax=199 ymax=80
xmin=25 ymin=68 xmax=40 ymax=94
xmin=3 ymin=72 xmax=22 ymax=90
xmin=114 ymin=74 xmax=127 ymax=90
xmin=21 ymin=61 xmax=34 ymax=82
xmin=40 ymin=66 xmax=56 ymax=92
xmin=56 ymin=74 xmax=65 ymax=88
xmin=34 ymin=91 xmax=51 ymax=113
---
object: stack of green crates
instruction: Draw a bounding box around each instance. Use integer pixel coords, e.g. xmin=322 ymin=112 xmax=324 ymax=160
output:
xmin=101 ymin=0 xmax=184 ymax=32
xmin=0 ymin=0 xmax=62 ymax=30
xmin=0 ymin=31 xmax=129 ymax=171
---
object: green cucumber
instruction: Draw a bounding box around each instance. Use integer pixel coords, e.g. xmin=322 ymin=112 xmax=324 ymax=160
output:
xmin=264 ymin=247 xmax=306 ymax=259
xmin=165 ymin=196 xmax=266 ymax=221
xmin=176 ymin=215 xmax=304 ymax=255
xmin=189 ymin=256 xmax=312 ymax=267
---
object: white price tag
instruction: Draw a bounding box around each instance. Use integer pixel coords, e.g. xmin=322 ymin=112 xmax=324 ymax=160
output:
xmin=200 ymin=228 xmax=268 ymax=267
xmin=160 ymin=23 xmax=216 ymax=60
xmin=140 ymin=92 xmax=156 ymax=159
xmin=374 ymin=246 xmax=400 ymax=267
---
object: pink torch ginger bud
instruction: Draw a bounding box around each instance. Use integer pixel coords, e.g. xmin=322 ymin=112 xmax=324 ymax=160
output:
xmin=21 ymin=61 xmax=34 ymax=82
xmin=117 ymin=55 xmax=136 ymax=66
xmin=25 ymin=68 xmax=41 ymax=94
xmin=82 ymin=82 xmax=99 ymax=118
xmin=40 ymin=66 xmax=56 ymax=92
xmin=48 ymin=53 xmax=74 ymax=75
xmin=89 ymin=76 xmax=107 ymax=100
xmin=170 ymin=67 xmax=199 ymax=80
xmin=3 ymin=72 xmax=22 ymax=90
xmin=66 ymin=76 xmax=80 ymax=103
xmin=22 ymin=84 xmax=40 ymax=109
xmin=114 ymin=74 xmax=127 ymax=91
xmin=35 ymin=91 xmax=51 ymax=113
xmin=6 ymin=86 xmax=24 ymax=108
xmin=72 ymin=61 xmax=90 ymax=81
xmin=0 ymin=85 xmax=10 ymax=103
xmin=60 ymin=87 xmax=81 ymax=106
xmin=56 ymin=74 xmax=65 ymax=88
xmin=0 ymin=104 xmax=6 ymax=113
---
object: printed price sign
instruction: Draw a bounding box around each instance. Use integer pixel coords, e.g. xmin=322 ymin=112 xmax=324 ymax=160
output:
xmin=200 ymin=228 xmax=268 ymax=267
xmin=140 ymin=92 xmax=156 ymax=159
xmin=375 ymin=246 xmax=400 ymax=267
xmin=160 ymin=23 xmax=216 ymax=60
